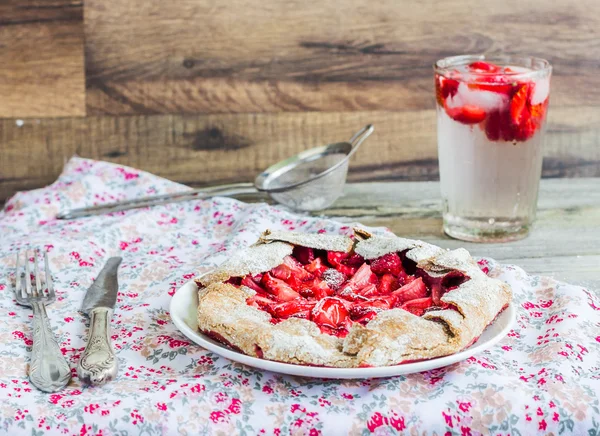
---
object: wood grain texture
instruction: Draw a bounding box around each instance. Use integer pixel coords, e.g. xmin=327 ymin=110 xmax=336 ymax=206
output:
xmin=0 ymin=0 xmax=85 ymax=118
xmin=84 ymin=0 xmax=600 ymax=114
xmin=1 ymin=0 xmax=599 ymax=200
xmin=1 ymin=107 xmax=600 ymax=202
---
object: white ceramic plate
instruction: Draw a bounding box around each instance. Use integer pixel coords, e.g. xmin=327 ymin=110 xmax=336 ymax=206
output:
xmin=170 ymin=280 xmax=516 ymax=379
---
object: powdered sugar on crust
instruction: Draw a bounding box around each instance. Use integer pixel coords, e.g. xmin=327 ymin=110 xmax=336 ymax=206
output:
xmin=405 ymin=244 xmax=446 ymax=264
xmin=353 ymin=231 xmax=446 ymax=264
xmin=260 ymin=230 xmax=353 ymax=252
xmin=197 ymin=242 xmax=293 ymax=287
xmin=197 ymin=283 xmax=272 ymax=357
xmin=197 ymin=283 xmax=356 ymax=367
xmin=195 ymin=230 xmax=513 ymax=367
xmin=441 ymin=278 xmax=511 ymax=341
xmin=344 ymin=309 xmax=456 ymax=366
xmin=354 ymin=235 xmax=421 ymax=260
xmin=420 ymin=248 xmax=483 ymax=276
xmin=266 ymin=319 xmax=355 ymax=367
xmin=423 ymin=308 xmax=472 ymax=349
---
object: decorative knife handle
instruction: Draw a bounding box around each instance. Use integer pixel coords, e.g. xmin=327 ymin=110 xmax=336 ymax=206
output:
xmin=77 ymin=307 xmax=117 ymax=385
xmin=30 ymin=301 xmax=72 ymax=392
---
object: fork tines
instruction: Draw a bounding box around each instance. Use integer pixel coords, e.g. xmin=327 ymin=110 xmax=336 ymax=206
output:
xmin=15 ymin=250 xmax=54 ymax=300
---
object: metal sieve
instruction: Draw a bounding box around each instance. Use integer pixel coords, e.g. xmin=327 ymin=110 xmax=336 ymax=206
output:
xmin=57 ymin=124 xmax=374 ymax=219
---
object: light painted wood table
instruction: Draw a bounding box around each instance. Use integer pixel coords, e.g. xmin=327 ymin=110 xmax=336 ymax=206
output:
xmin=314 ymin=178 xmax=600 ymax=292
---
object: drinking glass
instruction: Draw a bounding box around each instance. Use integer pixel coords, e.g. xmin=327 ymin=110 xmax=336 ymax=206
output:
xmin=434 ymin=55 xmax=552 ymax=242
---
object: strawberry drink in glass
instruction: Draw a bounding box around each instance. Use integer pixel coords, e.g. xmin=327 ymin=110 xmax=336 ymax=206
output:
xmin=434 ymin=55 xmax=551 ymax=242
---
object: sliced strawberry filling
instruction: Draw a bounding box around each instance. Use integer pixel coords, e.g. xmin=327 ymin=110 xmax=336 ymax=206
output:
xmin=241 ymin=275 xmax=268 ymax=294
xmin=270 ymin=264 xmax=292 ymax=281
xmin=268 ymin=299 xmax=316 ymax=320
xmin=401 ymin=297 xmax=434 ymax=316
xmin=343 ymin=263 xmax=378 ymax=292
xmin=327 ymin=251 xmax=364 ymax=276
xmin=312 ymin=297 xmax=351 ymax=329
xmin=370 ymin=252 xmax=403 ymax=276
xmin=390 ymin=277 xmax=428 ymax=304
xmin=349 ymin=298 xmax=391 ymax=320
xmin=377 ymin=274 xmax=398 ymax=294
xmin=261 ymin=273 xmax=301 ymax=301
xmin=298 ymin=278 xmax=333 ymax=300
xmin=247 ymin=294 xmax=274 ymax=310
xmin=417 ymin=270 xmax=469 ymax=305
xmin=305 ymin=257 xmax=328 ymax=277
xmin=293 ymin=246 xmax=315 ymax=264
xmin=234 ymin=246 xmax=470 ymax=337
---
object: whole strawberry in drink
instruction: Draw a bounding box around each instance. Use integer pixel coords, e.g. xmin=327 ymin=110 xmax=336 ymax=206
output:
xmin=434 ymin=55 xmax=551 ymax=242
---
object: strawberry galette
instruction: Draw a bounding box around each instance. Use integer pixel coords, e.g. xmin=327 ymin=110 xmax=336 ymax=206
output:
xmin=195 ymin=229 xmax=512 ymax=367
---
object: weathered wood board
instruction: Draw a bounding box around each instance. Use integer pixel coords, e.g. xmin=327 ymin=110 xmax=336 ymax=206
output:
xmin=0 ymin=0 xmax=85 ymax=118
xmin=84 ymin=0 xmax=600 ymax=114
xmin=1 ymin=108 xmax=599 ymax=202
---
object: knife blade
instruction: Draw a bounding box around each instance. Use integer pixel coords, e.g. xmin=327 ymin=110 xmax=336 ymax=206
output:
xmin=76 ymin=257 xmax=122 ymax=385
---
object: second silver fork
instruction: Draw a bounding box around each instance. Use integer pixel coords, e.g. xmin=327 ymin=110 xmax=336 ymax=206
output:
xmin=14 ymin=250 xmax=71 ymax=393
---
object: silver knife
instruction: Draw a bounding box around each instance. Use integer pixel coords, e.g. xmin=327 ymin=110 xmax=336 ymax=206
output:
xmin=77 ymin=257 xmax=122 ymax=385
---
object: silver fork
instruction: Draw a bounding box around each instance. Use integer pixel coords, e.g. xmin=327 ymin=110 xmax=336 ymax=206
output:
xmin=14 ymin=250 xmax=71 ymax=392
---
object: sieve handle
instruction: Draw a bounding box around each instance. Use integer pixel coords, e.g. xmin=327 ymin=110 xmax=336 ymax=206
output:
xmin=56 ymin=182 xmax=258 ymax=220
xmin=347 ymin=124 xmax=374 ymax=158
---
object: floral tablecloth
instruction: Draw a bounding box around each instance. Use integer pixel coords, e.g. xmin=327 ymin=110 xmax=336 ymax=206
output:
xmin=0 ymin=157 xmax=599 ymax=436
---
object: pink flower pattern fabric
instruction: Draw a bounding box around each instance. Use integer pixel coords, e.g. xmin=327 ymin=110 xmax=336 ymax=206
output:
xmin=0 ymin=157 xmax=599 ymax=435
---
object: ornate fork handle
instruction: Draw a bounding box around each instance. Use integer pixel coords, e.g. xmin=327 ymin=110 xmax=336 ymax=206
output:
xmin=30 ymin=301 xmax=71 ymax=392
xmin=77 ymin=307 xmax=117 ymax=385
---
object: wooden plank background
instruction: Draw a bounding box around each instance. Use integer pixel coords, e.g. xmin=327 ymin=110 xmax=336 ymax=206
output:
xmin=0 ymin=0 xmax=85 ymax=118
xmin=1 ymin=0 xmax=599 ymax=202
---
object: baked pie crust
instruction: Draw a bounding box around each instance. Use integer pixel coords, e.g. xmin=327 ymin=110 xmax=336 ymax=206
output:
xmin=195 ymin=229 xmax=512 ymax=368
